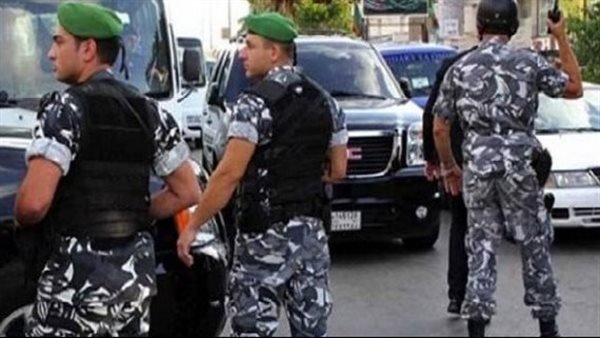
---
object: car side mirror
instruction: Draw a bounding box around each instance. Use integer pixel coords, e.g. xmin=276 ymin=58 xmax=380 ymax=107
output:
xmin=182 ymin=49 xmax=204 ymax=87
xmin=399 ymin=77 xmax=412 ymax=99
xmin=399 ymin=77 xmax=413 ymax=99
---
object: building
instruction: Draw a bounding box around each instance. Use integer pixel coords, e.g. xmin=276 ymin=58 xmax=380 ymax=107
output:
xmin=362 ymin=0 xmax=560 ymax=49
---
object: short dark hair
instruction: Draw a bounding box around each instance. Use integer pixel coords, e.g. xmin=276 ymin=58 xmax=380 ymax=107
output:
xmin=74 ymin=36 xmax=121 ymax=65
xmin=263 ymin=39 xmax=294 ymax=59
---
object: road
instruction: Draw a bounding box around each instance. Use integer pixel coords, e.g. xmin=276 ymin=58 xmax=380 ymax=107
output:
xmin=224 ymin=212 xmax=600 ymax=337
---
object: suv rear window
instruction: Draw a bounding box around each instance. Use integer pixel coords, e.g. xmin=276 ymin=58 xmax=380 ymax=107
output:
xmin=383 ymin=51 xmax=456 ymax=97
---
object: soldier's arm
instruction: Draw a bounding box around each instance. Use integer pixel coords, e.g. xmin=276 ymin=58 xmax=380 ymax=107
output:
xmin=187 ymin=138 xmax=255 ymax=231
xmin=150 ymin=161 xmax=199 ymax=220
xmin=433 ymin=118 xmax=457 ymax=169
xmin=323 ymin=99 xmax=348 ymax=183
xmin=324 ymin=146 xmax=347 ymax=183
xmin=15 ymin=159 xmax=62 ymax=225
xmin=547 ymin=16 xmax=583 ymax=99
xmin=185 ymin=93 xmax=264 ymax=230
xmin=178 ymin=138 xmax=255 ymax=267
xmin=149 ymin=108 xmax=199 ymax=220
xmin=15 ymin=92 xmax=81 ymax=225
xmin=432 ymin=68 xmax=461 ymax=196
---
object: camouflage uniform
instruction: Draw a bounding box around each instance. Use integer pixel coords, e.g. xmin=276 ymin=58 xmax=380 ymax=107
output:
xmin=433 ymin=37 xmax=568 ymax=321
xmin=25 ymin=70 xmax=189 ymax=337
xmin=227 ymin=65 xmax=347 ymax=337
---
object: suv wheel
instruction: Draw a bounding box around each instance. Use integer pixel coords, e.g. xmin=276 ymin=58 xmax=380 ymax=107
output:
xmin=403 ymin=229 xmax=439 ymax=250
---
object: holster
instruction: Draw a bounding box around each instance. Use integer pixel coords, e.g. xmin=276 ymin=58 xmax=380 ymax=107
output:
xmin=532 ymin=147 xmax=553 ymax=186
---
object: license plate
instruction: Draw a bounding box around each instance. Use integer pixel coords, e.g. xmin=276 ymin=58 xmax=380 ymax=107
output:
xmin=331 ymin=211 xmax=361 ymax=232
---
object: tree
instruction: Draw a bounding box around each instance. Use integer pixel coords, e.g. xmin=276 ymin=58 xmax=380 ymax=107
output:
xmin=247 ymin=0 xmax=354 ymax=35
xmin=568 ymin=2 xmax=600 ymax=83
xmin=563 ymin=0 xmax=583 ymax=19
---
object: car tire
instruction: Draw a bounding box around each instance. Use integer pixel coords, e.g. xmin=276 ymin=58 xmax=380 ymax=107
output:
xmin=403 ymin=228 xmax=440 ymax=250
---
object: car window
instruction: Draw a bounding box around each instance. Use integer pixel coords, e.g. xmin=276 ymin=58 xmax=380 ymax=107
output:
xmin=218 ymin=51 xmax=234 ymax=99
xmin=382 ymin=51 xmax=457 ymax=97
xmin=536 ymin=87 xmax=600 ymax=131
xmin=212 ymin=50 xmax=227 ymax=84
xmin=298 ymin=42 xmax=403 ymax=100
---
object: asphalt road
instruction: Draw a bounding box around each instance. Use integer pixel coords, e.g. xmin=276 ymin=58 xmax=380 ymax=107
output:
xmin=220 ymin=212 xmax=600 ymax=337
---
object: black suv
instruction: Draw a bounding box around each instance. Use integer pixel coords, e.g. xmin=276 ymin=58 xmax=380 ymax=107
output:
xmin=202 ymin=36 xmax=441 ymax=247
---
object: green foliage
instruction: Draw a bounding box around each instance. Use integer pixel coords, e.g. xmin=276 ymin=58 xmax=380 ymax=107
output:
xmin=562 ymin=0 xmax=585 ymax=20
xmin=293 ymin=0 xmax=353 ymax=35
xmin=247 ymin=0 xmax=277 ymax=13
xmin=247 ymin=0 xmax=355 ymax=35
xmin=568 ymin=2 xmax=600 ymax=83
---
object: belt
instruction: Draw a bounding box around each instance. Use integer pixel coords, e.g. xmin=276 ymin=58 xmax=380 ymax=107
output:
xmin=269 ymin=200 xmax=323 ymax=224
xmin=61 ymin=211 xmax=150 ymax=239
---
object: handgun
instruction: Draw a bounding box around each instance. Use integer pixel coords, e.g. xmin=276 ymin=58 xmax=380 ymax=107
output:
xmin=547 ymin=0 xmax=561 ymax=34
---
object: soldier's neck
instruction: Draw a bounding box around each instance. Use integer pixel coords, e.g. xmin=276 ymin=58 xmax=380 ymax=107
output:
xmin=480 ymin=34 xmax=510 ymax=44
xmin=77 ymin=65 xmax=111 ymax=84
xmin=273 ymin=57 xmax=293 ymax=69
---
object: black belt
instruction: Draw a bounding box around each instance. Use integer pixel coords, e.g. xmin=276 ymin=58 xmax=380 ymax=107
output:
xmin=269 ymin=200 xmax=323 ymax=224
xmin=61 ymin=211 xmax=149 ymax=239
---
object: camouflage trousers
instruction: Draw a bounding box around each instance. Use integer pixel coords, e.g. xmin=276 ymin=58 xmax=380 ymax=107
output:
xmin=228 ymin=216 xmax=333 ymax=337
xmin=461 ymin=168 xmax=561 ymax=321
xmin=26 ymin=232 xmax=157 ymax=337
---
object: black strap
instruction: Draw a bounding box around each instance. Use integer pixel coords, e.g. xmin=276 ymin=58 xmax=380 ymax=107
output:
xmin=244 ymin=80 xmax=287 ymax=106
xmin=119 ymin=38 xmax=130 ymax=80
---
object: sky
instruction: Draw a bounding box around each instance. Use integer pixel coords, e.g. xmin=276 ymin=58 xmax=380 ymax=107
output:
xmin=166 ymin=0 xmax=250 ymax=56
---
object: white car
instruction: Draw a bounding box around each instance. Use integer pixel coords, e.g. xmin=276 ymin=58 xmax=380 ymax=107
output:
xmin=537 ymin=83 xmax=600 ymax=228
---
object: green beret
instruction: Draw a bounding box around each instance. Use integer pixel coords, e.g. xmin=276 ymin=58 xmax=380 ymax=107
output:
xmin=243 ymin=12 xmax=298 ymax=43
xmin=58 ymin=2 xmax=123 ymax=39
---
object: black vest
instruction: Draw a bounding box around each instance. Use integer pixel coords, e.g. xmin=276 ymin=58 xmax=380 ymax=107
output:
xmin=49 ymin=78 xmax=156 ymax=238
xmin=236 ymin=75 xmax=333 ymax=233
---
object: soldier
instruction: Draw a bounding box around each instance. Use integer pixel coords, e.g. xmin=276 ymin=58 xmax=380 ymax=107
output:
xmin=176 ymin=12 xmax=348 ymax=337
xmin=432 ymin=0 xmax=583 ymax=337
xmin=15 ymin=2 xmax=199 ymax=336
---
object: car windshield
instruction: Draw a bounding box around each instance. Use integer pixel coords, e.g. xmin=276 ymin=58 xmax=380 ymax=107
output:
xmin=224 ymin=40 xmax=405 ymax=103
xmin=297 ymin=42 xmax=404 ymax=100
xmin=536 ymin=87 xmax=600 ymax=132
xmin=382 ymin=51 xmax=457 ymax=97
xmin=0 ymin=0 xmax=172 ymax=104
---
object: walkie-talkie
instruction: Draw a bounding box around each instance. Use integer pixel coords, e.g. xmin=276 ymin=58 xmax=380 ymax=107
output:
xmin=547 ymin=0 xmax=561 ymax=34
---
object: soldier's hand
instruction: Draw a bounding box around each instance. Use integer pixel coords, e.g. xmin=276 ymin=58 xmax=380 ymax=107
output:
xmin=547 ymin=13 xmax=566 ymax=40
xmin=177 ymin=227 xmax=197 ymax=267
xmin=441 ymin=164 xmax=462 ymax=196
xmin=424 ymin=162 xmax=440 ymax=182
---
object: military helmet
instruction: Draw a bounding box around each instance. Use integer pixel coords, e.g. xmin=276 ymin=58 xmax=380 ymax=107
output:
xmin=476 ymin=0 xmax=519 ymax=36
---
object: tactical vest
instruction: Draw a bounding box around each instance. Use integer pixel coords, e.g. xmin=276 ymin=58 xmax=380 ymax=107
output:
xmin=236 ymin=75 xmax=333 ymax=234
xmin=49 ymin=78 xmax=156 ymax=238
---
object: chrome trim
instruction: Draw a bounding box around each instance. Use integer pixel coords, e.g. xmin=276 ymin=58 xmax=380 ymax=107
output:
xmin=348 ymin=130 xmax=395 ymax=138
xmin=346 ymin=131 xmax=399 ymax=179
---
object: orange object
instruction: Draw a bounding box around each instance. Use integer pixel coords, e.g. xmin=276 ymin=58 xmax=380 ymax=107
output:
xmin=175 ymin=209 xmax=191 ymax=234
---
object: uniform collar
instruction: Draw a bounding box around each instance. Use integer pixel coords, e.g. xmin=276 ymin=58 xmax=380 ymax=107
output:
xmin=88 ymin=68 xmax=115 ymax=82
xmin=266 ymin=64 xmax=295 ymax=77
xmin=481 ymin=35 xmax=509 ymax=47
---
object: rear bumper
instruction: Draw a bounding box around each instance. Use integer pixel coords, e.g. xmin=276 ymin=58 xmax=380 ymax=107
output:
xmin=330 ymin=167 xmax=441 ymax=239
